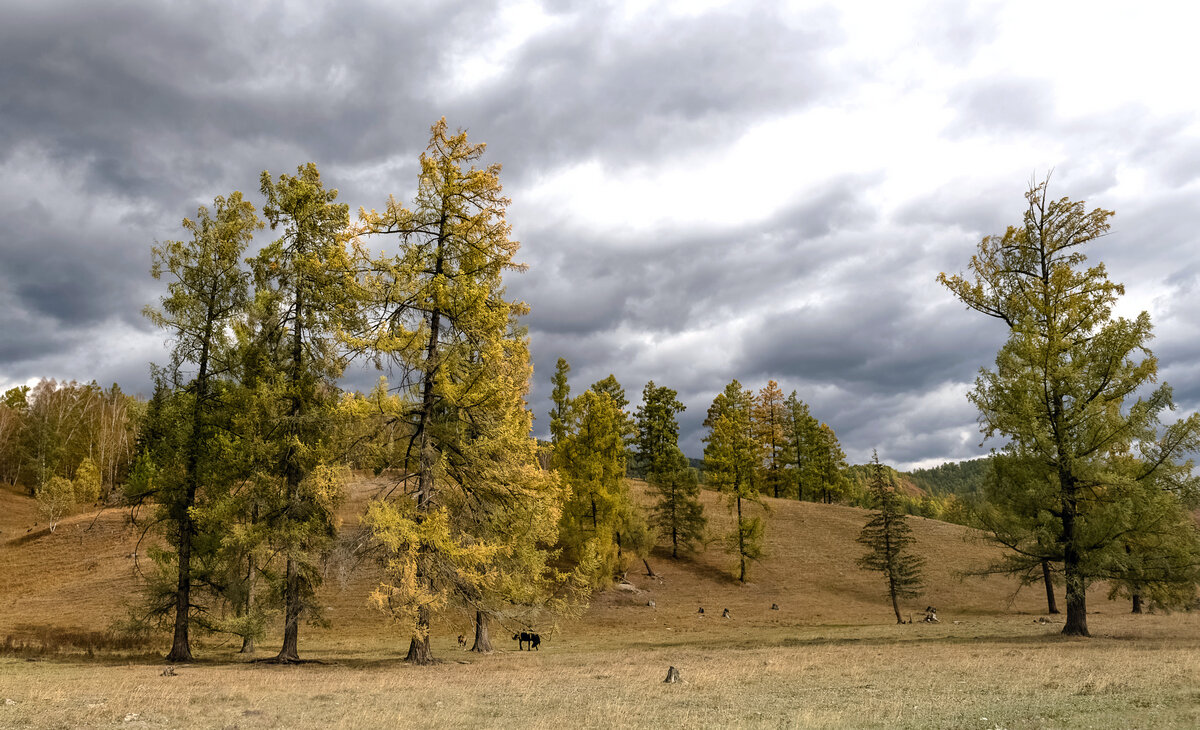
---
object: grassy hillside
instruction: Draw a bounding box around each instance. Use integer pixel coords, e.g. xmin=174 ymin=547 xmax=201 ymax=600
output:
xmin=1 ymin=476 xmax=1090 ymax=641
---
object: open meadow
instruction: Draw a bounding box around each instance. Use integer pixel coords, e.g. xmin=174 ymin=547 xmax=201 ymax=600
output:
xmin=2 ymin=479 xmax=1199 ymax=729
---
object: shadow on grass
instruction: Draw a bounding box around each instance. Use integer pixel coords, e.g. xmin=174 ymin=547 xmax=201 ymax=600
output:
xmin=648 ymin=546 xmax=742 ymax=588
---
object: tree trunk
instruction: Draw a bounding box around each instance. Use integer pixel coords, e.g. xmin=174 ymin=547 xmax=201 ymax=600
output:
xmin=406 ymin=605 xmax=434 ymax=664
xmin=167 ymin=310 xmax=215 ymax=664
xmin=276 ymin=557 xmax=301 ymax=661
xmin=165 ymin=524 xmax=194 ymax=662
xmin=889 ymin=581 xmax=902 ymax=624
xmin=240 ymin=549 xmax=257 ymax=654
xmin=276 ymin=287 xmax=306 ymax=663
xmin=643 ymin=558 xmax=656 ymax=577
xmin=406 ymin=228 xmax=445 ymax=668
xmin=736 ymin=492 xmax=746 ymax=583
xmin=471 ymin=610 xmax=493 ymax=653
xmin=1131 ymin=594 xmax=1142 ymax=614
xmin=1041 ymin=559 xmax=1059 ymax=614
xmin=1061 ymin=482 xmax=1089 ymax=636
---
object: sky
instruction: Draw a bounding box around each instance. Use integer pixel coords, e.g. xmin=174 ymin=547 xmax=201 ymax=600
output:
xmin=2 ymin=0 xmax=1199 ymax=469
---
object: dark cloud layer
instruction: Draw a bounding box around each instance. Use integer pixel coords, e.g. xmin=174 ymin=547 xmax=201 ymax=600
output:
xmin=2 ymin=0 xmax=1198 ymax=470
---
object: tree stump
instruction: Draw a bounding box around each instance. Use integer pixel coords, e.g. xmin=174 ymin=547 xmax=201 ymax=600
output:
xmin=663 ymin=666 xmax=682 ymax=684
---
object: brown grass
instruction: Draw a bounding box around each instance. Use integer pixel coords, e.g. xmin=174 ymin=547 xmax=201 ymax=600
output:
xmin=2 ymin=478 xmax=1198 ymax=728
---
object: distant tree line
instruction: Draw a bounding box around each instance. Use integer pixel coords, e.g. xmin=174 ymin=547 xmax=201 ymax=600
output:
xmin=0 ymin=379 xmax=141 ymax=501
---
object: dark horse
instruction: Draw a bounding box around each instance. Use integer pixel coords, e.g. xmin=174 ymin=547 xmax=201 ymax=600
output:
xmin=512 ymin=631 xmax=541 ymax=651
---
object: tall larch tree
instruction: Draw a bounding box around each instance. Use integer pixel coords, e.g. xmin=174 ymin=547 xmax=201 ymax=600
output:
xmin=785 ymin=392 xmax=819 ymax=501
xmin=254 ymin=163 xmax=358 ymax=661
xmin=143 ymin=191 xmax=260 ymax=662
xmin=555 ymin=388 xmax=633 ymax=583
xmin=939 ymin=176 xmax=1200 ymax=636
xmin=353 ymin=119 xmax=567 ymax=664
xmin=810 ymin=423 xmax=849 ymax=504
xmin=704 ymin=380 xmax=765 ymax=582
xmin=753 ymin=380 xmax=789 ymax=498
xmin=856 ymin=451 xmax=924 ymax=623
xmin=636 ymin=382 xmax=705 ymax=558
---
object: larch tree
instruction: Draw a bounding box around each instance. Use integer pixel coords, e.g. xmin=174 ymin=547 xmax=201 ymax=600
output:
xmin=1101 ymin=471 xmax=1200 ymax=613
xmin=939 ymin=177 xmax=1200 ymax=636
xmin=972 ymin=453 xmax=1066 ymax=615
xmin=216 ymin=294 xmax=305 ymax=655
xmin=590 ymin=374 xmax=635 ymax=469
xmin=555 ymin=388 xmax=633 ymax=583
xmin=634 ymin=380 xmax=686 ymax=478
xmin=753 ymin=380 xmax=789 ymax=498
xmin=590 ymin=374 xmax=630 ymax=413
xmin=648 ymin=446 xmax=706 ymax=559
xmin=549 ymin=357 xmax=572 ymax=446
xmin=143 ymin=191 xmax=260 ymax=662
xmin=856 ymin=451 xmax=924 ymax=623
xmin=254 ymin=163 xmax=357 ymax=661
xmin=704 ymin=380 xmax=765 ymax=582
xmin=353 ymin=119 xmax=567 ymax=664
xmin=636 ymin=382 xmax=705 ymax=558
xmin=810 ymin=423 xmax=849 ymax=504
xmin=785 ymin=391 xmax=819 ymax=501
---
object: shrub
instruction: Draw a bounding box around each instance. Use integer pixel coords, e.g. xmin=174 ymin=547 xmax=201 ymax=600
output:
xmin=73 ymin=457 xmax=102 ymax=504
xmin=37 ymin=476 xmax=75 ymax=532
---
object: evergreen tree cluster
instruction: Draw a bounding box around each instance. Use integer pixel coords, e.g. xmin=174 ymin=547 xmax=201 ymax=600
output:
xmin=120 ymin=120 xmax=592 ymax=665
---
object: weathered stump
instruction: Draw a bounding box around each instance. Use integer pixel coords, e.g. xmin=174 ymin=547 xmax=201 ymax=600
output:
xmin=663 ymin=666 xmax=682 ymax=683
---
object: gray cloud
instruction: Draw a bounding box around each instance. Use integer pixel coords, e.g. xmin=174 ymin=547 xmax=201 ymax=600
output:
xmin=2 ymin=0 xmax=1198 ymax=472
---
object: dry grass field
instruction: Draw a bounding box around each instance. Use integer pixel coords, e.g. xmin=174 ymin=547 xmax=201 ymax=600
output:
xmin=2 ymin=479 xmax=1199 ymax=728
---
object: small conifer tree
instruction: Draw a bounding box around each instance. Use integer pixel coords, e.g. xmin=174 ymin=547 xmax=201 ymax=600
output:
xmin=856 ymin=451 xmax=924 ymax=623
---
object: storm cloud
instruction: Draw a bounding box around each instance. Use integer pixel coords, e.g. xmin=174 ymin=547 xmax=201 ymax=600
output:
xmin=3 ymin=0 xmax=1199 ymax=469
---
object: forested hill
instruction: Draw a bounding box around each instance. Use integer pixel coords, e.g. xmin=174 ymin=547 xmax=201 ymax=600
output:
xmin=907 ymin=457 xmax=992 ymax=499
xmin=842 ymin=456 xmax=992 ymax=526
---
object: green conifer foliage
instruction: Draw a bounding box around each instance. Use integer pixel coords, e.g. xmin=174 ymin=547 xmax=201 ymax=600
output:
xmin=856 ymin=452 xmax=925 ymax=623
xmin=704 ymin=380 xmax=765 ymax=582
xmin=940 ymin=177 xmax=1200 ymax=636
